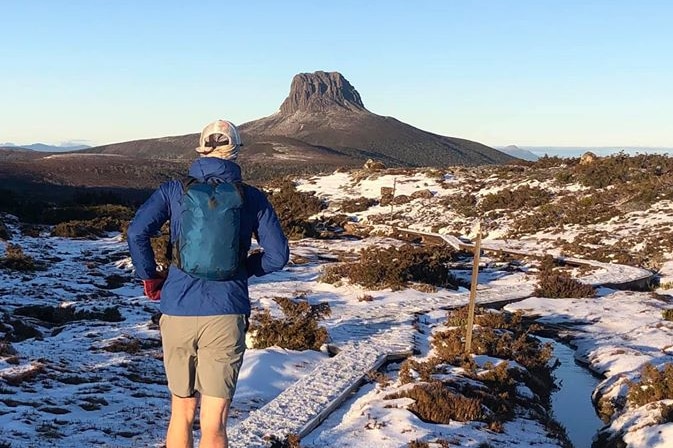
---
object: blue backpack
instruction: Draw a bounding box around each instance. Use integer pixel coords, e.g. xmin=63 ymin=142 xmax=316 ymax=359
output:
xmin=173 ymin=177 xmax=244 ymax=280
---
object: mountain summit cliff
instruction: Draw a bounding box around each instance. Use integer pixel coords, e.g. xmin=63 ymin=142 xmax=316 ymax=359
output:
xmin=242 ymin=71 xmax=513 ymax=167
xmin=279 ymin=71 xmax=367 ymax=114
xmin=77 ymin=70 xmax=513 ymax=171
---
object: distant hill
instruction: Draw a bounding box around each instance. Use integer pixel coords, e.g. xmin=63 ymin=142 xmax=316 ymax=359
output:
xmin=497 ymin=145 xmax=539 ymax=161
xmin=1 ymin=142 xmax=91 ymax=152
xmin=0 ymin=145 xmax=34 ymax=152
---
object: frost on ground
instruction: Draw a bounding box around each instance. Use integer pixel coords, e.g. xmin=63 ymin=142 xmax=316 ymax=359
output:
xmin=2 ymin=158 xmax=673 ymax=447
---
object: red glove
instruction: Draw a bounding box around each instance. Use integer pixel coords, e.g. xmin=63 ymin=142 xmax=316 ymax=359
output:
xmin=143 ymin=278 xmax=165 ymax=301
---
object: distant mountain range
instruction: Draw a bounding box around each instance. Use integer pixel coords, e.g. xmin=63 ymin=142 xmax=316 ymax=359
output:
xmin=521 ymin=146 xmax=673 ymax=157
xmin=496 ymin=145 xmax=539 ymax=161
xmin=0 ymin=142 xmax=91 ymax=152
xmin=496 ymin=145 xmax=673 ymax=159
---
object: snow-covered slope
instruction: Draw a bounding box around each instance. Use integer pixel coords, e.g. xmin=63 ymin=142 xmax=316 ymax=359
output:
xmin=2 ymin=160 xmax=672 ymax=447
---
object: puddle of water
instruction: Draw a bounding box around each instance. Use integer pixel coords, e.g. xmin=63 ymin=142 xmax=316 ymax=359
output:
xmin=541 ymin=337 xmax=604 ymax=448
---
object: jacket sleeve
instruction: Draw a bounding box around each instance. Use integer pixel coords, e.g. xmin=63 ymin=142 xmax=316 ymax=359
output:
xmin=246 ymin=189 xmax=289 ymax=277
xmin=127 ymin=185 xmax=171 ymax=280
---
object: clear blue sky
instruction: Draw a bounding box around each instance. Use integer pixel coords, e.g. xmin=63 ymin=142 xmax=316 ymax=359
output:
xmin=1 ymin=0 xmax=672 ymax=148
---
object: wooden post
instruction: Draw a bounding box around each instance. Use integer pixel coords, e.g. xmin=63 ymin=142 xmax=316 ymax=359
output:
xmin=464 ymin=221 xmax=482 ymax=355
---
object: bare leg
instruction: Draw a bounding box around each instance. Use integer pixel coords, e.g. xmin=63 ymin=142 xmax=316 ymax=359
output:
xmin=198 ymin=395 xmax=230 ymax=448
xmin=166 ymin=394 xmax=198 ymax=448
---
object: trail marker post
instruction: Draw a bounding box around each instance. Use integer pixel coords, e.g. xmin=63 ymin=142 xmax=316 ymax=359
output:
xmin=464 ymin=221 xmax=482 ymax=354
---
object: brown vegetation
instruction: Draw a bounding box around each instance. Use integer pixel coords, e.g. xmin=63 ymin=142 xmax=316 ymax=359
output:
xmin=338 ymin=197 xmax=378 ymax=213
xmin=388 ymin=381 xmax=483 ymax=423
xmin=13 ymin=304 xmax=123 ymax=325
xmin=479 ymin=185 xmax=553 ymax=213
xmin=264 ymin=433 xmax=303 ymax=448
xmin=0 ymin=243 xmax=38 ymax=271
xmin=568 ymin=152 xmax=673 ymax=189
xmin=440 ymin=193 xmax=478 ymax=217
xmin=627 ymin=363 xmax=673 ymax=407
xmin=534 ymin=255 xmax=596 ymax=298
xmin=320 ymin=244 xmax=458 ymax=291
xmin=267 ymin=180 xmax=326 ymax=240
xmin=51 ymin=217 xmax=125 ymax=238
xmin=2 ymin=362 xmax=46 ymax=386
xmin=250 ymin=295 xmax=331 ymax=351
xmin=0 ymin=340 xmax=17 ymax=358
xmin=101 ymin=336 xmax=160 ymax=354
xmin=393 ymin=307 xmax=555 ymax=429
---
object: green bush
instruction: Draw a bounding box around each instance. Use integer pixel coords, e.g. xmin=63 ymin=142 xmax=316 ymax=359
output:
xmin=531 ymin=155 xmax=573 ymax=170
xmin=566 ymin=152 xmax=673 ymax=189
xmin=509 ymin=193 xmax=619 ymax=236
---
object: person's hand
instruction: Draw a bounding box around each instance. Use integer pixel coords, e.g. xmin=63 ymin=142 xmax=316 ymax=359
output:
xmin=143 ymin=278 xmax=165 ymax=301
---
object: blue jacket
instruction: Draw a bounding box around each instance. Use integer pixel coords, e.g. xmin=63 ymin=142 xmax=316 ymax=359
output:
xmin=127 ymin=158 xmax=289 ymax=316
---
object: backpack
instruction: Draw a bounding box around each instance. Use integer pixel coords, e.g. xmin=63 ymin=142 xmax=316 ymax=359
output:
xmin=173 ymin=177 xmax=245 ymax=280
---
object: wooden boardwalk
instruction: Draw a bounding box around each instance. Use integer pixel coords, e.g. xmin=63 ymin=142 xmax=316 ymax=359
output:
xmin=228 ymin=231 xmax=654 ymax=447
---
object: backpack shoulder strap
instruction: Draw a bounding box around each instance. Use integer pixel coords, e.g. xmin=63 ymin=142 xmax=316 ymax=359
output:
xmin=234 ymin=181 xmax=246 ymax=203
xmin=181 ymin=176 xmax=199 ymax=191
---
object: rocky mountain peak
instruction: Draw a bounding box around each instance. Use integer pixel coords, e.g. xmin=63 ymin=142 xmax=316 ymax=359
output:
xmin=279 ymin=71 xmax=366 ymax=115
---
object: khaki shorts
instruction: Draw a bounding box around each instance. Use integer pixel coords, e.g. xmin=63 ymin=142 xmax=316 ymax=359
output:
xmin=160 ymin=314 xmax=247 ymax=399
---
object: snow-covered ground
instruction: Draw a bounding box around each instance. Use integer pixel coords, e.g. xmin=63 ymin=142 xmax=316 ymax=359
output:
xmin=1 ymin=164 xmax=673 ymax=447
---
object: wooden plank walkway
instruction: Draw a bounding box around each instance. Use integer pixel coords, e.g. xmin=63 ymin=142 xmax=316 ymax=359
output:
xmin=227 ymin=230 xmax=653 ymax=447
xmin=228 ymin=324 xmax=416 ymax=447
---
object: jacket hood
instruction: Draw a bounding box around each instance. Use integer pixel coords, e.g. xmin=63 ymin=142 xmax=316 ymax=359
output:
xmin=188 ymin=157 xmax=242 ymax=183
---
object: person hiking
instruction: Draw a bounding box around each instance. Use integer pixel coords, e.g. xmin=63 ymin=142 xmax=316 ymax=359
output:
xmin=127 ymin=119 xmax=289 ymax=448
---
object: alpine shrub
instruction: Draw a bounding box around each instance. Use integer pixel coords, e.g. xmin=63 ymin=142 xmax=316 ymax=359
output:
xmin=267 ymin=180 xmax=325 ymax=240
xmin=479 ymin=185 xmax=553 ymax=212
xmin=339 ymin=197 xmax=378 ymax=213
xmin=398 ymin=307 xmax=556 ymax=426
xmin=250 ymin=295 xmax=331 ymax=351
xmin=663 ymin=309 xmax=673 ymax=321
xmin=533 ymin=255 xmax=595 ymax=298
xmin=51 ymin=217 xmax=123 ymax=239
xmin=627 ymin=363 xmax=673 ymax=407
xmin=13 ymin=304 xmax=124 ymax=324
xmin=320 ymin=244 xmax=457 ymax=290
xmin=0 ymin=243 xmax=37 ymax=271
xmin=386 ymin=381 xmax=483 ymax=423
xmin=535 ymin=267 xmax=596 ymax=299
